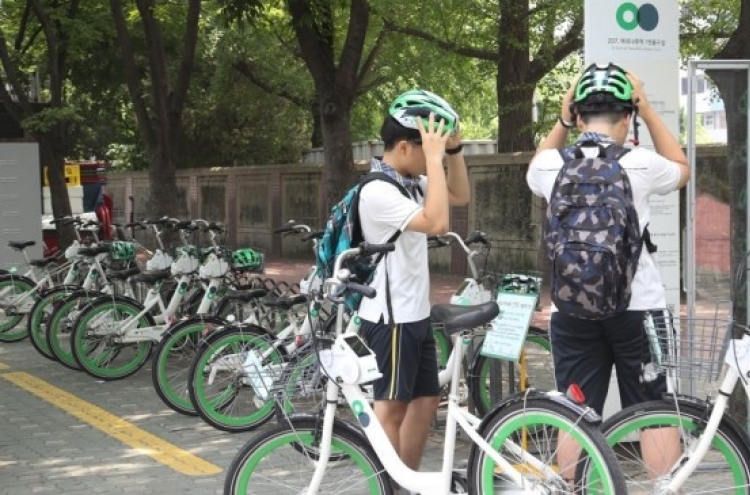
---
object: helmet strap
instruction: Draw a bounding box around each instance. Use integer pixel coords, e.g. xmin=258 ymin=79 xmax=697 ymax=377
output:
xmin=629 ymin=107 xmax=640 ymax=146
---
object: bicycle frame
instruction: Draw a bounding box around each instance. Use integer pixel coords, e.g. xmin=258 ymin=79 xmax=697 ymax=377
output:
xmin=664 ymin=335 xmax=750 ymax=491
xmin=108 ymin=274 xmax=193 ymax=343
xmin=308 ymin=302 xmax=549 ymax=495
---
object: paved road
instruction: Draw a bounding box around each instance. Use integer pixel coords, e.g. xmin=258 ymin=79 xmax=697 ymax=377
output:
xmin=0 ymin=261 xmax=511 ymax=495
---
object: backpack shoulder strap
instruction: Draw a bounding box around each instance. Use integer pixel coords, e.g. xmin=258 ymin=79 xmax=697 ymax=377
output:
xmin=358 ymin=171 xmax=411 ymax=199
xmin=603 ymin=144 xmax=632 ymax=161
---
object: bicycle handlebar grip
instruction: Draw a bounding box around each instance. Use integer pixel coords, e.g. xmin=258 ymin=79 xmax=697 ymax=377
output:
xmin=174 ymin=220 xmax=193 ymax=229
xmin=358 ymin=242 xmax=395 ymax=256
xmin=207 ymin=222 xmax=224 ymax=231
xmin=274 ymin=226 xmax=293 ymax=234
xmin=346 ymin=282 xmax=376 ymax=299
xmin=465 ymin=231 xmax=489 ymax=246
xmin=301 ymin=230 xmax=325 ymax=242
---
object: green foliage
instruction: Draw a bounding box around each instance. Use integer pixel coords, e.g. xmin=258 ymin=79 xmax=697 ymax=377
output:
xmin=20 ymin=106 xmax=81 ymax=133
xmin=106 ymin=143 xmax=149 ymax=172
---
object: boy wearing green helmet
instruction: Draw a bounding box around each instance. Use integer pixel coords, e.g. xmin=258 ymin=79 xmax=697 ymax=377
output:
xmin=357 ymin=89 xmax=469 ymax=484
xmin=527 ymin=63 xmax=689 ymax=487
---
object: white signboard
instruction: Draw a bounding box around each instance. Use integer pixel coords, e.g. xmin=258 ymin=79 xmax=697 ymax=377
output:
xmin=481 ymin=292 xmax=538 ymax=361
xmin=584 ymin=0 xmax=680 ymax=416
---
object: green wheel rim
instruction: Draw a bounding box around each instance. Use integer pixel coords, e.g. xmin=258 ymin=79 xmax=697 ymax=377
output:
xmin=73 ymin=301 xmax=151 ymax=379
xmin=30 ymin=291 xmax=70 ymax=357
xmin=607 ymin=412 xmax=749 ymax=493
xmin=194 ymin=332 xmax=281 ymax=429
xmin=48 ymin=297 xmax=88 ymax=368
xmin=0 ymin=278 xmax=35 ymax=340
xmin=478 ymin=334 xmax=551 ymax=413
xmin=155 ymin=321 xmax=210 ymax=413
xmin=433 ymin=324 xmax=451 ymax=368
xmin=483 ymin=411 xmax=615 ymax=494
xmin=233 ymin=431 xmax=381 ymax=494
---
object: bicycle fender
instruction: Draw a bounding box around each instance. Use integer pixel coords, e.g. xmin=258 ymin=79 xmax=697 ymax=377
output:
xmin=659 ymin=394 xmax=750 ymax=446
xmin=288 ymin=413 xmax=370 ymax=445
xmin=0 ymin=273 xmax=36 ymax=288
xmin=37 ymin=284 xmax=80 ymax=297
xmin=476 ymin=389 xmax=603 ymax=436
xmin=165 ymin=314 xmax=227 ymax=335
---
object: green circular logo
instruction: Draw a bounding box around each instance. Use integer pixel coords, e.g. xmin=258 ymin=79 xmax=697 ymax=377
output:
xmin=616 ymin=2 xmax=659 ymax=31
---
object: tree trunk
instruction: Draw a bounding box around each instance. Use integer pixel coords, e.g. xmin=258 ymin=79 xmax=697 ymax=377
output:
xmin=319 ymin=91 xmax=357 ymax=210
xmin=496 ymin=0 xmax=534 ymax=152
xmin=34 ymin=131 xmax=75 ymax=250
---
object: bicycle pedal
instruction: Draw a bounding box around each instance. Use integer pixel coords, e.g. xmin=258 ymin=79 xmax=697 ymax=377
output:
xmin=451 ymin=470 xmax=468 ymax=494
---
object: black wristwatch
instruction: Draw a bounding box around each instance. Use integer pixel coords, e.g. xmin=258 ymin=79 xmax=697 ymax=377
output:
xmin=446 ymin=144 xmax=463 ymax=155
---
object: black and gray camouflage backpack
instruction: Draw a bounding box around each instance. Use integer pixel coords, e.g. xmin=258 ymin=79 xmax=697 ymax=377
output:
xmin=543 ymin=140 xmax=647 ymax=320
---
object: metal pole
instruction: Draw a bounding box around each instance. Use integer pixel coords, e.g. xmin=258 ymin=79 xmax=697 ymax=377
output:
xmin=686 ymin=60 xmax=697 ymax=398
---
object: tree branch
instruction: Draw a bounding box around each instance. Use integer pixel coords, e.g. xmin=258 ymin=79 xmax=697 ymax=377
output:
xmin=233 ymin=60 xmax=310 ymax=108
xmin=29 ymin=0 xmax=62 ymax=105
xmin=287 ymin=0 xmax=337 ymax=89
xmin=136 ymin=0 xmax=171 ymax=123
xmin=355 ymin=25 xmax=386 ymax=93
xmin=14 ymin=3 xmax=32 ymax=51
xmin=171 ymin=0 xmax=201 ymax=119
xmin=336 ymin=0 xmax=368 ymax=98
xmin=0 ymin=29 xmax=32 ymax=113
xmin=530 ymin=15 xmax=583 ymax=82
xmin=109 ymin=0 xmax=153 ymax=144
xmin=382 ymin=19 xmax=497 ymax=61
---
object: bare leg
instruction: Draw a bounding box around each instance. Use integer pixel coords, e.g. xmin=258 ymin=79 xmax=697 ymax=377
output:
xmin=399 ymin=395 xmax=440 ymax=470
xmin=557 ymin=431 xmax=582 ymax=484
xmin=374 ymin=400 xmax=409 ymax=456
xmin=641 ymin=427 xmax=682 ymax=479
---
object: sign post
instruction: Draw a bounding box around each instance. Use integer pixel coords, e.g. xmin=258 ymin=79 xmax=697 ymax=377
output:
xmin=584 ymin=0 xmax=680 ymax=417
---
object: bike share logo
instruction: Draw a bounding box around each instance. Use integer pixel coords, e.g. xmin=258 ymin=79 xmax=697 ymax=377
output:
xmin=616 ymin=2 xmax=659 ymax=32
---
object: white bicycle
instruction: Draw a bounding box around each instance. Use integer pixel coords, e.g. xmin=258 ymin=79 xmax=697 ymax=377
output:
xmin=223 ymin=242 xmax=626 ymax=494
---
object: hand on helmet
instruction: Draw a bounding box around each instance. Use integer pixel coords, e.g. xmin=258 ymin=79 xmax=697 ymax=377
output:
xmin=417 ymin=112 xmax=451 ymax=161
xmin=626 ymin=71 xmax=649 ymax=110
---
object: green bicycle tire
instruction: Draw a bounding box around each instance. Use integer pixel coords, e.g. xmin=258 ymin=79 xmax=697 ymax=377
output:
xmin=468 ymin=397 xmax=626 ymax=494
xmin=71 ymin=297 xmax=153 ymax=380
xmin=188 ymin=324 xmax=282 ymax=432
xmin=224 ymin=415 xmax=392 ymax=495
xmin=601 ymin=398 xmax=750 ymax=494
xmin=152 ymin=315 xmax=226 ymax=415
xmin=0 ymin=275 xmax=36 ymax=342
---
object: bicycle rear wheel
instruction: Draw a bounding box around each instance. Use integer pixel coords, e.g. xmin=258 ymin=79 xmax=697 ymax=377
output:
xmin=152 ymin=315 xmax=226 ymax=415
xmin=468 ymin=397 xmax=626 ymax=494
xmin=469 ymin=327 xmax=554 ymax=417
xmin=600 ymin=398 xmax=750 ymax=494
xmin=0 ymin=275 xmax=36 ymax=342
xmin=224 ymin=415 xmax=392 ymax=495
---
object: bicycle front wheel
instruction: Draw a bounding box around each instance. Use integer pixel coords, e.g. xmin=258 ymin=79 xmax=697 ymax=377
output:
xmin=224 ymin=416 xmax=392 ymax=495
xmin=188 ymin=324 xmax=281 ymax=432
xmin=0 ymin=275 xmax=36 ymax=342
xmin=601 ymin=398 xmax=750 ymax=494
xmin=468 ymin=397 xmax=626 ymax=494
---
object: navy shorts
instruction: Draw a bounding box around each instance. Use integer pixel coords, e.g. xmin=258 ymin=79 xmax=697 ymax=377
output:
xmin=360 ymin=317 xmax=440 ymax=402
xmin=550 ymin=310 xmax=670 ymax=415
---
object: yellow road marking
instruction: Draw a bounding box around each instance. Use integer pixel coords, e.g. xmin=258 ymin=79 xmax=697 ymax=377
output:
xmin=1 ymin=371 xmax=221 ymax=476
xmin=0 ymin=362 xmax=9 ymax=370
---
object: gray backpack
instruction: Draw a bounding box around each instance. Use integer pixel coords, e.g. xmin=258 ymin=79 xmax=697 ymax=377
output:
xmin=544 ymin=141 xmax=646 ymax=320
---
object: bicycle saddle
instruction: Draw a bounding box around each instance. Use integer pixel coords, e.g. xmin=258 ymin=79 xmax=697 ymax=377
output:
xmin=221 ymin=288 xmax=268 ymax=303
xmin=77 ymin=245 xmax=110 ymax=256
xmin=8 ymin=240 xmax=35 ymax=251
xmin=131 ymin=269 xmax=171 ymax=284
xmin=29 ymin=258 xmax=57 ymax=268
xmin=430 ymin=302 xmax=500 ymax=335
xmin=106 ymin=267 xmax=141 ymax=280
xmin=262 ymin=294 xmax=308 ymax=310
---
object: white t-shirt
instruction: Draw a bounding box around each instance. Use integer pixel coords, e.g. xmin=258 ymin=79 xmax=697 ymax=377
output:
xmin=527 ymin=143 xmax=682 ymax=310
xmin=357 ymin=177 xmax=430 ymax=324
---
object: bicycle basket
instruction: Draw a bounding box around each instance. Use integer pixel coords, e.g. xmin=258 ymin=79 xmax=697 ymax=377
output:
xmin=646 ymin=311 xmax=734 ymax=383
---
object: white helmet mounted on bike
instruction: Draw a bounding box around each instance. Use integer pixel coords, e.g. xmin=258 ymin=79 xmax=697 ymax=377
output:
xmin=389 ymin=89 xmax=459 ymax=134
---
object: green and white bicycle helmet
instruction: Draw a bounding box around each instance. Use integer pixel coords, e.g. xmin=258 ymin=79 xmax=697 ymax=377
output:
xmin=389 ymin=89 xmax=459 ymax=134
xmin=232 ymin=248 xmax=264 ymax=271
xmin=110 ymin=241 xmax=136 ymax=261
xmin=572 ymin=63 xmax=635 ymax=114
